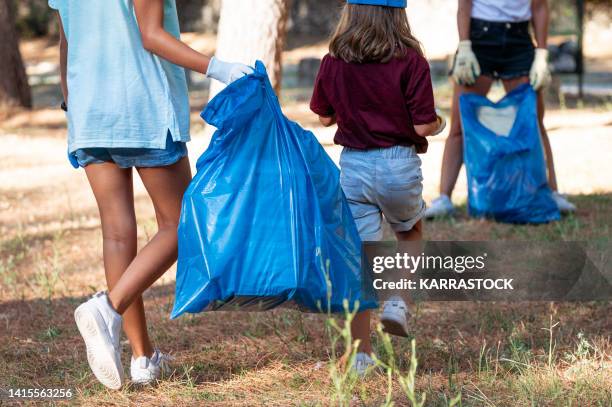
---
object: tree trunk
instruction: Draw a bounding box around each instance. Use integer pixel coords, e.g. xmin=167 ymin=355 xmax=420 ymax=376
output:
xmin=0 ymin=0 xmax=32 ymax=109
xmin=210 ymin=0 xmax=290 ymax=99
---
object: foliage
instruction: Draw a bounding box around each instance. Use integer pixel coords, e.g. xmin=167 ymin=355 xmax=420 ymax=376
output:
xmin=14 ymin=0 xmax=53 ymax=38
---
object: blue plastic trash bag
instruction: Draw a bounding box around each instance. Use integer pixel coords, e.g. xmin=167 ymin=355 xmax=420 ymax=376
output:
xmin=460 ymin=84 xmax=560 ymax=224
xmin=172 ymin=61 xmax=376 ymax=318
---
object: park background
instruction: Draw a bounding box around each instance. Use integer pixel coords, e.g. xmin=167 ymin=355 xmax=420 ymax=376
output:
xmin=0 ymin=0 xmax=611 ymax=405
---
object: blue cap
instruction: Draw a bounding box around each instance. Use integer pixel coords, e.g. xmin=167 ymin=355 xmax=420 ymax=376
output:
xmin=347 ymin=0 xmax=407 ymax=7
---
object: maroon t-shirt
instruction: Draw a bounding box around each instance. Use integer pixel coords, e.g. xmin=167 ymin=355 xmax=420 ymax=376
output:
xmin=310 ymin=50 xmax=437 ymax=153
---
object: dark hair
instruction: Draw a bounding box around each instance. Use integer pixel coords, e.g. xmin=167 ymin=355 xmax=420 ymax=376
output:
xmin=329 ymin=4 xmax=423 ymax=63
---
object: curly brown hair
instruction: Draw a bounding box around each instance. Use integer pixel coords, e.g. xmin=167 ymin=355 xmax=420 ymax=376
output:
xmin=329 ymin=4 xmax=423 ymax=64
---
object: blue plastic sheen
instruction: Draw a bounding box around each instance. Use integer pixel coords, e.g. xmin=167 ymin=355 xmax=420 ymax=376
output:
xmin=171 ymin=61 xmax=376 ymax=318
xmin=460 ymin=84 xmax=560 ymax=224
xmin=347 ymin=0 xmax=407 ymax=7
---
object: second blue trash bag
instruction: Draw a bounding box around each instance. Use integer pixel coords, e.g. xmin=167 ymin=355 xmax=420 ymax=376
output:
xmin=460 ymin=84 xmax=560 ymax=224
xmin=172 ymin=61 xmax=376 ymax=318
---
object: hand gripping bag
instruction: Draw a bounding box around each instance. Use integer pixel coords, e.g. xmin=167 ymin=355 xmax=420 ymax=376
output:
xmin=460 ymin=84 xmax=560 ymax=224
xmin=171 ymin=61 xmax=376 ymax=318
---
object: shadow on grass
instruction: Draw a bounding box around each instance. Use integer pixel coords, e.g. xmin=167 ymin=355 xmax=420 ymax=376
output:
xmin=0 ymin=193 xmax=610 ymax=402
xmin=420 ymin=192 xmax=612 ymax=241
xmin=2 ymin=281 xmax=611 ymax=389
xmin=0 ymin=282 xmax=330 ymax=388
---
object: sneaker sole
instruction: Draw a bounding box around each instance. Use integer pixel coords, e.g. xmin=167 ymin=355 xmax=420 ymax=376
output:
xmin=381 ymin=316 xmax=410 ymax=338
xmin=131 ymin=377 xmax=156 ymax=386
xmin=131 ymin=368 xmax=159 ymax=386
xmin=74 ymin=304 xmax=123 ymax=390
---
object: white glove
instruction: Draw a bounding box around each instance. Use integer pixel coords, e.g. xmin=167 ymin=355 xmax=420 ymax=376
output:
xmin=452 ymin=40 xmax=480 ymax=86
xmin=432 ymin=112 xmax=446 ymax=136
xmin=451 ymin=40 xmax=481 ymax=86
xmin=206 ymin=57 xmax=253 ymax=85
xmin=530 ymin=48 xmax=551 ymax=90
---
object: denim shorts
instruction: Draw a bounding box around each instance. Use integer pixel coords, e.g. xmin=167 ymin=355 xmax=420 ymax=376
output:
xmin=339 ymin=145 xmax=426 ymax=241
xmin=469 ymin=18 xmax=535 ymax=80
xmin=70 ymin=133 xmax=188 ymax=169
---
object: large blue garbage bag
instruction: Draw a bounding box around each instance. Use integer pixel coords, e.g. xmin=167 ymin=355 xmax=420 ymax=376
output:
xmin=460 ymin=84 xmax=560 ymax=224
xmin=172 ymin=61 xmax=376 ymax=318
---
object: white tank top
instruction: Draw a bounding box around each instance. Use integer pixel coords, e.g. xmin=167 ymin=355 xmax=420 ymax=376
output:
xmin=472 ymin=0 xmax=532 ymax=23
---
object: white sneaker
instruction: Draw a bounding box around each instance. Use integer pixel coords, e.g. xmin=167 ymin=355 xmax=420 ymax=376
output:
xmin=352 ymin=352 xmax=375 ymax=376
xmin=552 ymin=192 xmax=576 ymax=213
xmin=74 ymin=292 xmax=124 ymax=390
xmin=130 ymin=349 xmax=172 ymax=385
xmin=425 ymin=195 xmax=455 ymax=218
xmin=380 ymin=298 xmax=410 ymax=338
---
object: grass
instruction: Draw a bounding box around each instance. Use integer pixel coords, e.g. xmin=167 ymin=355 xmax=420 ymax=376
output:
xmin=0 ymin=193 xmax=610 ymax=406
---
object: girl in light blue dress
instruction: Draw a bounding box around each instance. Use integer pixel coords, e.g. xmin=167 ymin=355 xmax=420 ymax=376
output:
xmin=49 ymin=0 xmax=251 ymax=389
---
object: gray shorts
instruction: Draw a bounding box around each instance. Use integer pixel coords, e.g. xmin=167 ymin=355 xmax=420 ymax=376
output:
xmin=340 ymin=145 xmax=426 ymax=241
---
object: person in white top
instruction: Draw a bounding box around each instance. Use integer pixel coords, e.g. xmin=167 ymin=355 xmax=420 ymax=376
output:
xmin=50 ymin=0 xmax=252 ymax=390
xmin=471 ymin=0 xmax=532 ymax=22
xmin=426 ymin=0 xmax=576 ymax=218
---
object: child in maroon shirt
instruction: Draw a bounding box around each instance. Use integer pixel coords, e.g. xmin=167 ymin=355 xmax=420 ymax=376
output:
xmin=310 ymin=0 xmax=444 ymax=375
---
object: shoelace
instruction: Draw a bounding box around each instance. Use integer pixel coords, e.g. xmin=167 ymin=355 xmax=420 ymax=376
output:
xmin=154 ymin=350 xmax=174 ymax=374
xmin=93 ymin=291 xmax=122 ymax=353
xmin=386 ymin=301 xmax=407 ymax=311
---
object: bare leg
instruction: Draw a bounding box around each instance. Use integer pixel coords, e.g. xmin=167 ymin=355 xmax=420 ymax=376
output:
xmin=108 ymin=157 xmax=192 ymax=318
xmin=439 ymin=77 xmax=494 ymax=198
xmin=351 ymin=310 xmax=372 ymax=354
xmin=395 ymin=219 xmax=423 ymax=242
xmin=393 ymin=220 xmax=423 ymax=309
xmin=538 ymin=91 xmax=558 ymax=191
xmin=351 ymin=221 xmax=425 ymax=353
xmin=85 ymin=163 xmax=153 ymax=358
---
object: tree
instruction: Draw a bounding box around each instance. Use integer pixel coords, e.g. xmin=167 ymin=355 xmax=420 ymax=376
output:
xmin=210 ymin=0 xmax=290 ymax=98
xmin=0 ymin=0 xmax=32 ymax=109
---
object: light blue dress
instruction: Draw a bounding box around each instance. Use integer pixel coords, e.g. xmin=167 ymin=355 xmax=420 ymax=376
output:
xmin=48 ymin=0 xmax=190 ymax=153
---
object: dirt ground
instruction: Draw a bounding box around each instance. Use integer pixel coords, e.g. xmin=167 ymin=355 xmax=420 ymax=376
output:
xmin=0 ymin=37 xmax=611 ymax=406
